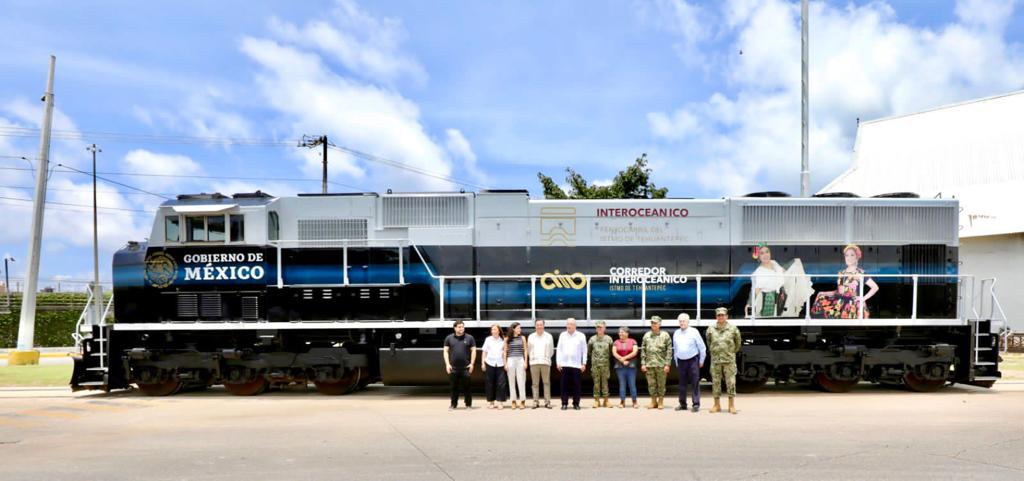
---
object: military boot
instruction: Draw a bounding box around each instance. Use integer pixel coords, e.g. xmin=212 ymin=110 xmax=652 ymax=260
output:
xmin=593 ymin=397 xmax=601 ymax=409
xmin=602 ymin=397 xmax=609 ymax=408
xmin=710 ymin=398 xmax=721 ymax=413
xmin=646 ymin=397 xmax=657 ymax=409
xmin=728 ymin=397 xmax=737 ymax=414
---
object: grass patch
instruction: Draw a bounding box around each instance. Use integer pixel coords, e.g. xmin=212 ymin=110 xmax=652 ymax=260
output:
xmin=0 ymin=364 xmax=72 ymax=387
xmin=1000 ymin=352 xmax=1024 ymax=381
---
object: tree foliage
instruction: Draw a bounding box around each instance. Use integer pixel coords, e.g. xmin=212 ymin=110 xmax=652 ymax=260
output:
xmin=537 ymin=154 xmax=669 ymax=199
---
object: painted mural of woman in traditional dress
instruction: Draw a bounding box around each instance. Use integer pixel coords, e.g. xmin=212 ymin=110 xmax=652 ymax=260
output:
xmin=810 ymin=244 xmax=880 ymax=319
xmin=745 ymin=243 xmax=814 ymax=318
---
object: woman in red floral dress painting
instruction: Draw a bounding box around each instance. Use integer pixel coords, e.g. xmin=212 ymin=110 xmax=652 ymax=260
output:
xmin=811 ymin=244 xmax=880 ymax=319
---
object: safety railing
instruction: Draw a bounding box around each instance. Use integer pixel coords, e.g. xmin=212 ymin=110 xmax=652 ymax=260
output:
xmin=73 ymin=287 xmax=114 ymax=348
xmin=429 ymin=272 xmax=982 ymax=325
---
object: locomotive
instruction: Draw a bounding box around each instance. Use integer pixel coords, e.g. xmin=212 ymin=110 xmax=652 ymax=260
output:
xmin=71 ymin=190 xmax=1006 ymax=395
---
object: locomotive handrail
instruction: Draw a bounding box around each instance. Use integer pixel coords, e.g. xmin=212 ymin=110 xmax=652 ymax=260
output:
xmin=263 ymin=238 xmax=990 ymax=329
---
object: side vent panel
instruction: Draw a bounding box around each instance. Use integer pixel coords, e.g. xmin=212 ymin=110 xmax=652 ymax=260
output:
xmin=742 ymin=205 xmax=844 ymax=243
xmin=176 ymin=294 xmax=198 ymax=319
xmin=199 ymin=293 xmax=222 ymax=319
xmin=241 ymin=296 xmax=259 ymax=320
xmin=382 ymin=196 xmax=469 ymax=227
xmin=297 ymin=218 xmax=368 ymax=246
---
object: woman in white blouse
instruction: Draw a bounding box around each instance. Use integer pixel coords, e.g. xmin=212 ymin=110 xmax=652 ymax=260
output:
xmin=481 ymin=324 xmax=508 ymax=409
xmin=746 ymin=244 xmax=814 ymax=318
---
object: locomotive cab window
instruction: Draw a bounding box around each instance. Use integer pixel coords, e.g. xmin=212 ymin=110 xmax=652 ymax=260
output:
xmin=268 ymin=211 xmax=279 ymax=241
xmin=230 ymin=214 xmax=245 ymax=242
xmin=165 ymin=215 xmax=180 ymax=242
xmin=208 ymin=215 xmax=226 ymax=241
xmin=186 ymin=215 xmax=229 ymax=243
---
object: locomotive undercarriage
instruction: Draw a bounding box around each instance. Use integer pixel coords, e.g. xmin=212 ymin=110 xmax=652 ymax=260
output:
xmin=74 ymin=324 xmax=1000 ymax=396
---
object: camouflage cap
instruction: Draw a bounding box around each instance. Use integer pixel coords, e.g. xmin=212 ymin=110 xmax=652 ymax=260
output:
xmin=714 ymin=307 xmax=729 ymax=316
xmin=650 ymin=315 xmax=662 ymax=324
xmin=595 ymin=320 xmax=606 ymax=327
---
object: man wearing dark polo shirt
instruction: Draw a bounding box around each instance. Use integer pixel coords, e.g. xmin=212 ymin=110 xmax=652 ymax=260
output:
xmin=443 ymin=320 xmax=477 ymax=410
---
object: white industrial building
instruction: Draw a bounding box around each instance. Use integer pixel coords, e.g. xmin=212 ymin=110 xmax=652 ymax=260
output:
xmin=820 ymin=90 xmax=1023 ymax=331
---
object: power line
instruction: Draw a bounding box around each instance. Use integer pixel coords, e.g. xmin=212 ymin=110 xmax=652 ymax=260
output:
xmin=3 ymin=126 xmax=488 ymax=189
xmin=0 ymin=196 xmax=149 ymax=212
xmin=55 ymin=164 xmax=172 ymax=200
xmin=328 ymin=145 xmax=487 ymax=190
xmin=0 ymin=126 xmax=295 ymax=146
xmin=0 ymin=184 xmax=167 ymax=197
xmin=0 ymin=165 xmax=363 ymax=191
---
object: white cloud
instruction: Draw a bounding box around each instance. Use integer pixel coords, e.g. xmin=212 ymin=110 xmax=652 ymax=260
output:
xmin=636 ymin=0 xmax=710 ymax=65
xmin=130 ymin=88 xmax=253 ymax=142
xmin=0 ymin=103 xmax=154 ymax=279
xmin=647 ymin=109 xmax=700 ymax=141
xmin=444 ymin=128 xmax=489 ymax=186
xmin=267 ymin=0 xmax=426 ymax=84
xmin=123 ymin=147 xmax=201 ymax=183
xmin=240 ymin=3 xmax=476 ymax=192
xmin=646 ymin=0 xmax=1024 ymax=195
xmin=955 ymin=0 xmax=1018 ymax=30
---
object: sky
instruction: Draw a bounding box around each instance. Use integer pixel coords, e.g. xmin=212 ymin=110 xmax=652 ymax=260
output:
xmin=1 ymin=0 xmax=1023 ymax=289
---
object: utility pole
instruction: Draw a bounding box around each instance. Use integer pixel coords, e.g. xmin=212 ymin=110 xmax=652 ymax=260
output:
xmin=3 ymin=256 xmax=13 ymax=309
xmin=800 ymin=0 xmax=810 ymax=197
xmin=299 ymin=134 xmax=329 ymax=194
xmin=88 ymin=143 xmax=103 ymax=327
xmin=13 ymin=55 xmax=56 ymax=366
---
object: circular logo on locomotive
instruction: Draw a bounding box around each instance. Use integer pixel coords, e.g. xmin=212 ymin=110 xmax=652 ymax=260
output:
xmin=144 ymin=252 xmax=178 ymax=288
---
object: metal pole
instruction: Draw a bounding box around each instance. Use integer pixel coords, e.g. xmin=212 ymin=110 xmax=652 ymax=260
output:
xmin=88 ymin=144 xmax=103 ymax=326
xmin=3 ymin=257 xmax=12 ymax=308
xmin=322 ymin=135 xmax=328 ymax=194
xmin=800 ymin=0 xmax=810 ymax=197
xmin=15 ymin=55 xmax=56 ymax=362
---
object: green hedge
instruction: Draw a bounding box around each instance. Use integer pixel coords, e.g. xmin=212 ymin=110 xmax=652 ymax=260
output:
xmin=1 ymin=305 xmax=82 ymax=348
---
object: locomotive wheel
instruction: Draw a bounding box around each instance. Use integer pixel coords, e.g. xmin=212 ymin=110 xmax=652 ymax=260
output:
xmin=813 ymin=373 xmax=859 ymax=393
xmin=136 ymin=380 xmax=183 ymax=397
xmin=313 ymin=368 xmax=362 ymax=395
xmin=903 ymin=372 xmax=946 ymax=392
xmin=357 ymin=367 xmax=374 ymax=389
xmin=736 ymin=377 xmax=769 ymax=393
xmin=223 ymin=377 xmax=269 ymax=396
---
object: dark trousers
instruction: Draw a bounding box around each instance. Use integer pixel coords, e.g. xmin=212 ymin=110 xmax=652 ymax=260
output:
xmin=449 ymin=369 xmax=472 ymax=407
xmin=484 ymin=364 xmax=508 ymax=402
xmin=560 ymin=367 xmax=582 ymax=407
xmin=676 ymin=356 xmax=701 ymax=407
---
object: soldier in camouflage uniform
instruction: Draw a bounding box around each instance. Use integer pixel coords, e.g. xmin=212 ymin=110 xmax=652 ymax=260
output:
xmin=706 ymin=307 xmax=742 ymax=414
xmin=587 ymin=320 xmax=614 ymax=408
xmin=640 ymin=316 xmax=673 ymax=409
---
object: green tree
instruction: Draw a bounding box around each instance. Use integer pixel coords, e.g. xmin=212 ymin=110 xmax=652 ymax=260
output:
xmin=537 ymin=154 xmax=668 ymax=199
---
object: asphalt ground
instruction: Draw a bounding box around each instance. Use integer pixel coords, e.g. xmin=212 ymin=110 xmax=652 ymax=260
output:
xmin=0 ymin=382 xmax=1022 ymax=480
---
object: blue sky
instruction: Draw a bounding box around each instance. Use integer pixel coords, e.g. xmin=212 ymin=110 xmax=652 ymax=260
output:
xmin=1 ymin=0 xmax=1023 ymax=288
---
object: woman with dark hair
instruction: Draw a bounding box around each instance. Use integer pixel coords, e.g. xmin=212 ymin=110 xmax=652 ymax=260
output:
xmin=481 ymin=323 xmax=508 ymax=409
xmin=811 ymin=244 xmax=880 ymax=319
xmin=612 ymin=326 xmax=639 ymax=409
xmin=504 ymin=322 xmax=529 ymax=409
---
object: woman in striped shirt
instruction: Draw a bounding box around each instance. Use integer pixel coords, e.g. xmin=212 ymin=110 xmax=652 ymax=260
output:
xmin=504 ymin=322 xmax=529 ymax=409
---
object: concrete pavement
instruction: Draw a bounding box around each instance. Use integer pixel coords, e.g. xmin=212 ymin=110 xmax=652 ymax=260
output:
xmin=0 ymin=383 xmax=1022 ymax=480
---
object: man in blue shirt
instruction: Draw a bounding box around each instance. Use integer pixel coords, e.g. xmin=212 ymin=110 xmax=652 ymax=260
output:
xmin=673 ymin=313 xmax=706 ymax=412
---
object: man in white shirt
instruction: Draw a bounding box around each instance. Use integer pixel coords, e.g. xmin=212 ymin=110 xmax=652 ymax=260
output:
xmin=527 ymin=319 xmax=555 ymax=409
xmin=673 ymin=313 xmax=706 ymax=412
xmin=556 ymin=317 xmax=588 ymax=410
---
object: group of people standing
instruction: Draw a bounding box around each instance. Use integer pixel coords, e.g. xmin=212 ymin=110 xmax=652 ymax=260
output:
xmin=441 ymin=307 xmax=743 ymax=414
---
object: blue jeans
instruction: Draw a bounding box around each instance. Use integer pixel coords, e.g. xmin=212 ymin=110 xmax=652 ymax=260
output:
xmin=616 ymin=366 xmax=637 ymax=402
